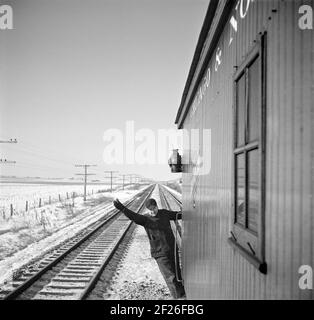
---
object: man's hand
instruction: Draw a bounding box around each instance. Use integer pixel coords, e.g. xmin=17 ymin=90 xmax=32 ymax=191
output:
xmin=113 ymin=198 xmax=125 ymax=211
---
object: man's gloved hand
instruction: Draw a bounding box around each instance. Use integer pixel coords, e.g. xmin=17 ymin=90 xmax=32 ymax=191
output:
xmin=113 ymin=198 xmax=125 ymax=211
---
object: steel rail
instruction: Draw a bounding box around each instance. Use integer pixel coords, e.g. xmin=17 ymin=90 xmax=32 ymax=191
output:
xmin=160 ymin=185 xmax=182 ymax=206
xmin=3 ymin=185 xmax=154 ymax=300
xmin=158 ymin=184 xmax=183 ymax=283
xmin=79 ymin=185 xmax=155 ymax=299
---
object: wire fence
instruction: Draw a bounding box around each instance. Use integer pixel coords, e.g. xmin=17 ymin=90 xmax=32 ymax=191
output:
xmin=0 ymin=188 xmax=105 ymax=220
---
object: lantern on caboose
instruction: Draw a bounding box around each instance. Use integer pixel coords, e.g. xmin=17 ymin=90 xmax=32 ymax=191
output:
xmin=168 ymin=149 xmax=182 ymax=173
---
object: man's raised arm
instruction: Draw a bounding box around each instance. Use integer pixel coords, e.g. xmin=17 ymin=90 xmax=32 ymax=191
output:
xmin=113 ymin=199 xmax=148 ymax=226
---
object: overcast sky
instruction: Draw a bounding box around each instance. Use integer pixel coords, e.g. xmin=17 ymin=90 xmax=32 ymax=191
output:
xmin=0 ymin=0 xmax=209 ymax=181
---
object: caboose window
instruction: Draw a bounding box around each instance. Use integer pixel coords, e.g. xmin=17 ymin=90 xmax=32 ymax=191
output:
xmin=229 ymin=35 xmax=267 ymax=274
xmin=234 ymin=55 xmax=261 ymax=234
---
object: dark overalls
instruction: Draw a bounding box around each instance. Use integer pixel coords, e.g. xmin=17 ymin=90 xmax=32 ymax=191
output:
xmin=121 ymin=207 xmax=186 ymax=299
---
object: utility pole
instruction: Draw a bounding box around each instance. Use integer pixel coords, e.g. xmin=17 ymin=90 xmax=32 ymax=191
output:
xmin=121 ymin=174 xmax=132 ymax=190
xmin=0 ymin=138 xmax=18 ymax=164
xmin=121 ymin=174 xmax=131 ymax=190
xmin=104 ymin=171 xmax=118 ymax=193
xmin=137 ymin=175 xmax=143 ymax=186
xmin=127 ymin=174 xmax=133 ymax=186
xmin=125 ymin=174 xmax=138 ymax=188
xmin=75 ymin=164 xmax=97 ymax=201
xmin=121 ymin=174 xmax=125 ymax=190
xmin=132 ymin=174 xmax=139 ymax=185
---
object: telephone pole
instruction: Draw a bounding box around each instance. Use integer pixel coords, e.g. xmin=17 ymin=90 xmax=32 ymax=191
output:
xmin=120 ymin=174 xmax=132 ymax=190
xmin=0 ymin=138 xmax=18 ymax=164
xmin=121 ymin=174 xmax=128 ymax=190
xmin=104 ymin=171 xmax=118 ymax=193
xmin=131 ymin=174 xmax=139 ymax=185
xmin=126 ymin=174 xmax=134 ymax=187
xmin=75 ymin=164 xmax=97 ymax=201
xmin=121 ymin=174 xmax=131 ymax=190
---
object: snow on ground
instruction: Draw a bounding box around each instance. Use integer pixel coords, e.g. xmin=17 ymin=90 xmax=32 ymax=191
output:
xmin=103 ymin=184 xmax=183 ymax=300
xmin=0 ymin=185 xmax=148 ymax=287
xmin=105 ymin=226 xmax=172 ymax=300
xmin=0 ymin=182 xmax=111 ymax=217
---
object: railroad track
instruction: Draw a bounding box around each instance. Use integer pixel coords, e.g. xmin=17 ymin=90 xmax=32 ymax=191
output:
xmin=159 ymin=184 xmax=182 ymax=208
xmin=158 ymin=184 xmax=184 ymax=282
xmin=1 ymin=185 xmax=154 ymax=300
xmin=158 ymin=184 xmax=182 ymax=241
xmin=0 ymin=202 xmax=127 ymax=299
xmin=0 ymin=201 xmax=117 ymax=297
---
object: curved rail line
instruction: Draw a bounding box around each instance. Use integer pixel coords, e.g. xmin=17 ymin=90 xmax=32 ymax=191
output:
xmin=159 ymin=184 xmax=182 ymax=207
xmin=2 ymin=185 xmax=154 ymax=300
xmin=158 ymin=184 xmax=183 ymax=283
xmin=158 ymin=184 xmax=182 ymax=239
xmin=0 ymin=201 xmax=115 ymax=298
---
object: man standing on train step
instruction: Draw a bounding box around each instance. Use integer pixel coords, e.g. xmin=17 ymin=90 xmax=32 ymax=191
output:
xmin=113 ymin=198 xmax=186 ymax=299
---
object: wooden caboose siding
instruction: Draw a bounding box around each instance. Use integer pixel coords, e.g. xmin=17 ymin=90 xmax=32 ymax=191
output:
xmin=181 ymin=0 xmax=313 ymax=299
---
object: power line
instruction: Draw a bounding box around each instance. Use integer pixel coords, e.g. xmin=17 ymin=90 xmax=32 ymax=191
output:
xmin=2 ymin=143 xmax=76 ymax=168
xmin=2 ymin=140 xmax=99 ymax=176
xmin=16 ymin=161 xmax=73 ymax=174
xmin=0 ymin=138 xmax=17 ymax=164
xmin=18 ymin=138 xmax=84 ymax=165
xmin=5 ymin=143 xmax=106 ymax=177
xmin=0 ymin=159 xmax=16 ymax=164
xmin=1 ymin=143 xmax=101 ymax=177
xmin=75 ymin=164 xmax=97 ymax=201
xmin=0 ymin=138 xmax=152 ymax=185
xmin=0 ymin=139 xmax=17 ymax=144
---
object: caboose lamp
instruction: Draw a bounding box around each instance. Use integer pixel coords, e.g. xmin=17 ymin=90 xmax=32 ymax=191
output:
xmin=168 ymin=149 xmax=182 ymax=173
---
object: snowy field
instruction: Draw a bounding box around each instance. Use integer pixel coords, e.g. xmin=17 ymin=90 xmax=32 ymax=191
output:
xmin=0 ymin=182 xmax=113 ymax=259
xmin=0 ymin=182 xmax=112 ymax=218
xmin=0 ymin=183 xmax=149 ymax=287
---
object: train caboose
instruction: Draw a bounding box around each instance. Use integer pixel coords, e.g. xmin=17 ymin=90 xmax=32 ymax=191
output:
xmin=175 ymin=0 xmax=313 ymax=299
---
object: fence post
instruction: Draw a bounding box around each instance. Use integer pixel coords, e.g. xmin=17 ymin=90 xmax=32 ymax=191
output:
xmin=59 ymin=194 xmax=61 ymax=202
xmin=67 ymin=192 xmax=69 ymax=199
xmin=39 ymin=198 xmax=42 ymax=208
xmin=10 ymin=204 xmax=13 ymax=217
xmin=26 ymin=201 xmax=28 ymax=212
xmin=49 ymin=196 xmax=51 ymax=205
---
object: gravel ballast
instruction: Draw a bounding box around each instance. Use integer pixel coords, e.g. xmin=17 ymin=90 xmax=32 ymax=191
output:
xmin=103 ymin=225 xmax=172 ymax=300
